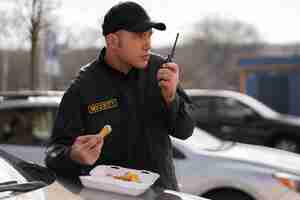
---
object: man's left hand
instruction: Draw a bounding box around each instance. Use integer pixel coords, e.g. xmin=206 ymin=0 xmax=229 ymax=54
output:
xmin=157 ymin=62 xmax=179 ymax=106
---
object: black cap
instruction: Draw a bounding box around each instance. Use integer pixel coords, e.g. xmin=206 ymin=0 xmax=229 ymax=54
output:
xmin=102 ymin=1 xmax=166 ymax=36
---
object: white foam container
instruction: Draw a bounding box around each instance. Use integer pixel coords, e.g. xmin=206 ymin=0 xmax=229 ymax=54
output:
xmin=79 ymin=165 xmax=160 ymax=196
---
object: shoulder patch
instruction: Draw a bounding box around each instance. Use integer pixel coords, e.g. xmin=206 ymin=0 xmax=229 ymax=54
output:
xmin=88 ymin=98 xmax=118 ymax=114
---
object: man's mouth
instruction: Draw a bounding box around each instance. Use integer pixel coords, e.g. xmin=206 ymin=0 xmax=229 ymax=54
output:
xmin=142 ymin=55 xmax=150 ymax=61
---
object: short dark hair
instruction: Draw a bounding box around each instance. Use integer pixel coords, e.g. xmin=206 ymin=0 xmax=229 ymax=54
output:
xmin=102 ymin=1 xmax=166 ymax=36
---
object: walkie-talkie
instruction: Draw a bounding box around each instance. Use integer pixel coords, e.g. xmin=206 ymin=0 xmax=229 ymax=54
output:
xmin=165 ymin=33 xmax=180 ymax=63
xmin=159 ymin=33 xmax=180 ymax=82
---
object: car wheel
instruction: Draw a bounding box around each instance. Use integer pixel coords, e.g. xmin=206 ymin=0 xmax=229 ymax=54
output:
xmin=202 ymin=189 xmax=254 ymax=200
xmin=273 ymin=138 xmax=299 ymax=153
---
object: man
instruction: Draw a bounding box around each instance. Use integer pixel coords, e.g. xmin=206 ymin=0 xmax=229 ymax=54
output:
xmin=45 ymin=1 xmax=195 ymax=190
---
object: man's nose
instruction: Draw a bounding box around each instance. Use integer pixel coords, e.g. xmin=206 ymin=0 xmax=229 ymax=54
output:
xmin=143 ymin=37 xmax=151 ymax=50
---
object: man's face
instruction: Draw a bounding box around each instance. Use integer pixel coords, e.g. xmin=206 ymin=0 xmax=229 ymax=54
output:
xmin=115 ymin=30 xmax=153 ymax=69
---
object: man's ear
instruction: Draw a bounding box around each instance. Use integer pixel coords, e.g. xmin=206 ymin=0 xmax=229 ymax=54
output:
xmin=106 ymin=33 xmax=119 ymax=48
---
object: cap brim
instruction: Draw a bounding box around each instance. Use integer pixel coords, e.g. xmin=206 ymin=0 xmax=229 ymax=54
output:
xmin=126 ymin=21 xmax=166 ymax=32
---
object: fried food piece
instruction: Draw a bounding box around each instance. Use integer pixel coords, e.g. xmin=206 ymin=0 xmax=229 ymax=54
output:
xmin=98 ymin=125 xmax=112 ymax=139
xmin=113 ymin=171 xmax=140 ymax=183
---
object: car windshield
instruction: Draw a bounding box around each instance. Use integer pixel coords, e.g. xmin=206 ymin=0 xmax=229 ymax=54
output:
xmin=181 ymin=128 xmax=230 ymax=151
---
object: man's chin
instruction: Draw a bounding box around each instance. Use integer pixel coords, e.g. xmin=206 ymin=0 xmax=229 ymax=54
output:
xmin=135 ymin=61 xmax=149 ymax=69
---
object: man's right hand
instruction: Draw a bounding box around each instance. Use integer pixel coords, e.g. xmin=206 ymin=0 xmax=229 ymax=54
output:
xmin=70 ymin=134 xmax=104 ymax=165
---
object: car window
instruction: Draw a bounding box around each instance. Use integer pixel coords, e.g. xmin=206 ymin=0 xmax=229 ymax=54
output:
xmin=190 ymin=96 xmax=212 ymax=120
xmin=215 ymin=97 xmax=254 ymax=119
xmin=0 ymin=107 xmax=57 ymax=146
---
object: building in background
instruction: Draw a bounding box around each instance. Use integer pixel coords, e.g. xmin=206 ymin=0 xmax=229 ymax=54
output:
xmin=238 ymin=56 xmax=300 ymax=116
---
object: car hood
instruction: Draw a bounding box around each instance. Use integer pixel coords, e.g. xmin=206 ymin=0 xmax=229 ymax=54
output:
xmin=217 ymin=142 xmax=300 ymax=175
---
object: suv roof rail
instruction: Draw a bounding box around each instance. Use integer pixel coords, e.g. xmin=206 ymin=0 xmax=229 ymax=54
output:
xmin=0 ymin=90 xmax=64 ymax=98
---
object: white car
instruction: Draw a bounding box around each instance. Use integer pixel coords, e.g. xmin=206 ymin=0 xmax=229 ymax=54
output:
xmin=3 ymin=91 xmax=300 ymax=200
xmin=173 ymin=127 xmax=300 ymax=200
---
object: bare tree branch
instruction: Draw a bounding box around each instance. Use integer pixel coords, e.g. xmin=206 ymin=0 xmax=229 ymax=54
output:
xmin=196 ymin=16 xmax=261 ymax=45
xmin=11 ymin=0 xmax=61 ymax=90
xmin=0 ymin=10 xmax=14 ymax=48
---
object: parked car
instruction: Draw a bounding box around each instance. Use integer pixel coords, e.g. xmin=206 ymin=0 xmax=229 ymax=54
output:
xmin=4 ymin=90 xmax=300 ymax=200
xmin=3 ymin=124 xmax=300 ymax=200
xmin=172 ymin=127 xmax=300 ymax=200
xmin=186 ymin=89 xmax=300 ymax=153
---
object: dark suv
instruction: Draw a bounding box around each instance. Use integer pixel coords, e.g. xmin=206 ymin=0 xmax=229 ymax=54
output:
xmin=187 ymin=89 xmax=300 ymax=153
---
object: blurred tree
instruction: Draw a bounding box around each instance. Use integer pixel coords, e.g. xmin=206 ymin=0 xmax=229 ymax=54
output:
xmin=194 ymin=16 xmax=261 ymax=89
xmin=196 ymin=16 xmax=261 ymax=45
xmin=0 ymin=11 xmax=9 ymax=41
xmin=12 ymin=0 xmax=60 ymax=90
xmin=0 ymin=10 xmax=12 ymax=91
xmin=64 ymin=27 xmax=104 ymax=49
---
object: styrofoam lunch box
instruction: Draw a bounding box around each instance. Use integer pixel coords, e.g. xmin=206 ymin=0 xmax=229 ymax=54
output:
xmin=79 ymin=165 xmax=160 ymax=196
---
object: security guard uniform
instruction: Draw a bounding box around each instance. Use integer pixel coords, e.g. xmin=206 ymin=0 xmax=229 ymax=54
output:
xmin=45 ymin=48 xmax=195 ymax=190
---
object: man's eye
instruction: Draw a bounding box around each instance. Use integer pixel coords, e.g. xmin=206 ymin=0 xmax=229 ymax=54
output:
xmin=136 ymin=31 xmax=152 ymax=39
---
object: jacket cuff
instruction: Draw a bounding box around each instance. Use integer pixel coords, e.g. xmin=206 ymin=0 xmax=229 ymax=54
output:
xmin=45 ymin=145 xmax=91 ymax=177
xmin=64 ymin=147 xmax=92 ymax=175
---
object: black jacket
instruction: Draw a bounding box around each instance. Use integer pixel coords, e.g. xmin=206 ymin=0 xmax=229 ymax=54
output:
xmin=45 ymin=48 xmax=195 ymax=190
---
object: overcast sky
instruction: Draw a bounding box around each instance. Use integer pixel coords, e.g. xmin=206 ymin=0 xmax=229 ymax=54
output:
xmin=1 ymin=0 xmax=300 ymax=48
xmin=55 ymin=0 xmax=300 ymax=47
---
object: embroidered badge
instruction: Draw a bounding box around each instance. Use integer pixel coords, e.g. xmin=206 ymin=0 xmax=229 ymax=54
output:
xmin=88 ymin=98 xmax=118 ymax=114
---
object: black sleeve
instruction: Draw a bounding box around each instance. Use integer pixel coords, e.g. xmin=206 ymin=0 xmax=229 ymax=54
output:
xmin=148 ymin=54 xmax=195 ymax=140
xmin=45 ymin=82 xmax=90 ymax=177
xmin=165 ymin=86 xmax=195 ymax=139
